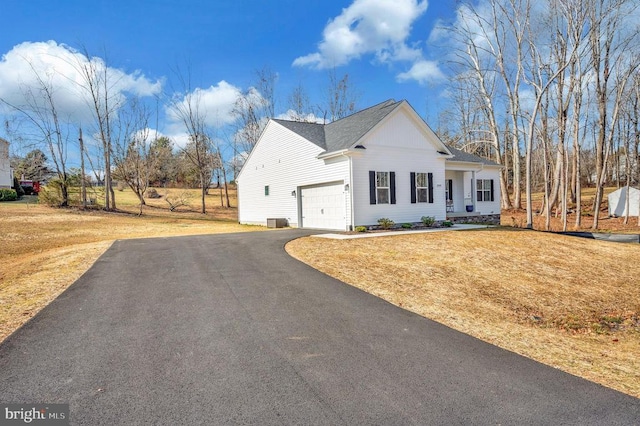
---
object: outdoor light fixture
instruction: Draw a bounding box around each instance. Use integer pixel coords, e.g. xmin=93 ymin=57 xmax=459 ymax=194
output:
xmin=344 ymin=184 xmax=350 ymax=191
xmin=291 ymin=190 xmax=296 ymax=197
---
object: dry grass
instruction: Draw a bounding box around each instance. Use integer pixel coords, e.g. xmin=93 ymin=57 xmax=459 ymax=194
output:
xmin=0 ymin=187 xmax=258 ymax=342
xmin=286 ymin=228 xmax=640 ymax=397
xmin=503 ymin=186 xmax=640 ymax=233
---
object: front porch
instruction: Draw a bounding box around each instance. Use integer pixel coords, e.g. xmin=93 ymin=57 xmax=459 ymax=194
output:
xmin=443 ymin=165 xmax=500 ymax=225
xmin=444 ymin=168 xmax=480 ymax=215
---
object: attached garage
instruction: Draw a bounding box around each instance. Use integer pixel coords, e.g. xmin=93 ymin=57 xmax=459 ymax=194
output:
xmin=300 ymin=182 xmax=346 ymax=230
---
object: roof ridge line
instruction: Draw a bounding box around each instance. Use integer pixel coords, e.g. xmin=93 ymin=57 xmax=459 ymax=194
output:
xmin=326 ymin=98 xmax=399 ymax=126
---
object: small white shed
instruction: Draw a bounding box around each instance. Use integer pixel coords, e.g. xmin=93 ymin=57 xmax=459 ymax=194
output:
xmin=608 ymin=186 xmax=640 ymax=217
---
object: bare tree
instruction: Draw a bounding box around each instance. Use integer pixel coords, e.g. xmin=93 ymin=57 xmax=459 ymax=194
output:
xmin=232 ymin=66 xmax=278 ymax=154
xmin=586 ymin=0 xmax=640 ymax=229
xmin=489 ymin=0 xmax=530 ymax=209
xmin=1 ymin=63 xmax=72 ymax=206
xmin=287 ymin=83 xmax=317 ymax=122
xmin=76 ymin=48 xmax=122 ymax=211
xmin=111 ymin=99 xmax=154 ymax=214
xmin=449 ymin=2 xmax=515 ymax=209
xmin=325 ymin=69 xmax=358 ymax=122
xmin=169 ymin=70 xmax=217 ymax=213
xmin=522 ymin=0 xmax=588 ymax=229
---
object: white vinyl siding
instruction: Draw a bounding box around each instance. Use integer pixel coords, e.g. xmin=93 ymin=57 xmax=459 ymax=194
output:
xmin=237 ymin=121 xmax=350 ymax=229
xmin=351 ymin=107 xmax=447 ymax=226
xmin=474 ymin=168 xmax=501 ymax=214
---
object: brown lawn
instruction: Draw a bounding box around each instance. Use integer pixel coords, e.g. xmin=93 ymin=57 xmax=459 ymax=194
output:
xmin=286 ymin=228 xmax=640 ymax=398
xmin=0 ymin=187 xmax=257 ymax=342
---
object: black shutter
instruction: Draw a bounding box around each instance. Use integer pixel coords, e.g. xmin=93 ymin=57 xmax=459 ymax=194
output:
xmin=410 ymin=172 xmax=416 ymax=203
xmin=390 ymin=172 xmax=396 ymax=204
xmin=428 ymin=172 xmax=434 ymax=203
xmin=447 ymin=179 xmax=453 ymax=201
xmin=490 ymin=179 xmax=495 ymax=202
xmin=369 ymin=171 xmax=376 ymax=204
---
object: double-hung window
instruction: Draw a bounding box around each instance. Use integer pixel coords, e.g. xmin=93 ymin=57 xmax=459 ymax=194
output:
xmin=476 ymin=179 xmax=494 ymax=202
xmin=410 ymin=172 xmax=433 ymax=204
xmin=376 ymin=172 xmax=390 ymax=204
xmin=415 ymin=173 xmax=429 ymax=203
xmin=369 ymin=171 xmax=396 ymax=204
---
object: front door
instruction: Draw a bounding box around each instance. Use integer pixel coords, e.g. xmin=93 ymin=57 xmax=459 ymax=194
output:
xmin=445 ymin=179 xmax=453 ymax=212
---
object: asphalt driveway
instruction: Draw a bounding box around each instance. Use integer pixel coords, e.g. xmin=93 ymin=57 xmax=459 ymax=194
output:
xmin=0 ymin=230 xmax=638 ymax=424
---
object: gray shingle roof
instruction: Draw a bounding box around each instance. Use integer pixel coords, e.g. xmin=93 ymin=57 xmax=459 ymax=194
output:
xmin=272 ymin=120 xmax=326 ymax=149
xmin=324 ymin=99 xmax=400 ymax=152
xmin=272 ymin=99 xmax=402 ymax=154
xmin=272 ymin=103 xmax=501 ymax=167
xmin=445 ymin=145 xmax=501 ymax=166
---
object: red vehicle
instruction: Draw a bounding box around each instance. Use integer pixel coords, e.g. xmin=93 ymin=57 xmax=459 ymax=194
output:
xmin=19 ymin=179 xmax=40 ymax=195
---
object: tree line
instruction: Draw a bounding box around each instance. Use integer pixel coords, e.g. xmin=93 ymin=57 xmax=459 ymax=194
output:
xmin=436 ymin=0 xmax=639 ymax=229
xmin=2 ymin=48 xmax=358 ymax=215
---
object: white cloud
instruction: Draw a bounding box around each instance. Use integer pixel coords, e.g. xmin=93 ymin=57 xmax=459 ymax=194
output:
xmin=293 ymin=0 xmax=428 ymax=69
xmin=0 ymin=41 xmax=162 ymax=122
xmin=276 ymin=109 xmax=324 ymax=124
xmin=397 ymin=60 xmax=445 ymax=85
xmin=166 ymin=80 xmax=242 ymax=128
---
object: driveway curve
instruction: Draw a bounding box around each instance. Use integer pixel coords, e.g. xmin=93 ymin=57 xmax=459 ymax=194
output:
xmin=0 ymin=230 xmax=638 ymax=425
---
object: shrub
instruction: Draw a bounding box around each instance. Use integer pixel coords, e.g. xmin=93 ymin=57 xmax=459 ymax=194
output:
xmin=13 ymin=177 xmax=25 ymax=198
xmin=355 ymin=226 xmax=367 ymax=233
xmin=421 ymin=216 xmax=435 ymax=227
xmin=0 ymin=189 xmax=18 ymax=202
xmin=164 ymin=191 xmax=192 ymax=211
xmin=377 ymin=217 xmax=395 ymax=229
xmin=38 ymin=185 xmax=63 ymax=206
xmin=401 ymin=223 xmax=413 ymax=229
xmin=442 ymin=220 xmax=453 ymax=227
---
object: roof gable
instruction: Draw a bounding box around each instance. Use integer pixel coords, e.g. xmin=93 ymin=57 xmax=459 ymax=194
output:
xmin=323 ymin=99 xmax=400 ymax=152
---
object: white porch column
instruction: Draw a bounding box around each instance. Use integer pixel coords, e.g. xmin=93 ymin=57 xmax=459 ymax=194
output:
xmin=471 ymin=171 xmax=476 ymax=212
xmin=463 ymin=171 xmax=473 ymax=212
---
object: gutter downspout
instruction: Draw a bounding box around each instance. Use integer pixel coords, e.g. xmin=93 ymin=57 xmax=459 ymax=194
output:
xmin=340 ymin=151 xmax=355 ymax=231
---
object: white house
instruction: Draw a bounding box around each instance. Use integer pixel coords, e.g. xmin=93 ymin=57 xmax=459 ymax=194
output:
xmin=237 ymin=100 xmax=502 ymax=231
xmin=0 ymin=138 xmax=13 ymax=189
xmin=608 ymin=186 xmax=640 ymax=217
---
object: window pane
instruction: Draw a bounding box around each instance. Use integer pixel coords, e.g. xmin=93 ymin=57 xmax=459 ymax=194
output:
xmin=476 ymin=180 xmax=483 ymax=190
xmin=376 ymin=172 xmax=388 ymax=187
xmin=477 ymin=190 xmax=483 ymax=201
xmin=416 ymin=173 xmax=427 ymax=187
xmin=377 ymin=188 xmax=389 ymax=204
xmin=417 ymin=188 xmax=428 ymax=203
xmin=485 ymin=190 xmax=491 ymax=201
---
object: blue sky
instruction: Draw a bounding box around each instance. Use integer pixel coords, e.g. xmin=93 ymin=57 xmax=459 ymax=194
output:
xmin=1 ymin=0 xmax=459 ymax=153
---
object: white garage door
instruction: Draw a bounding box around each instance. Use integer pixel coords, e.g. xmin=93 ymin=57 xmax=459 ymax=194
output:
xmin=301 ymin=182 xmax=346 ymax=230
